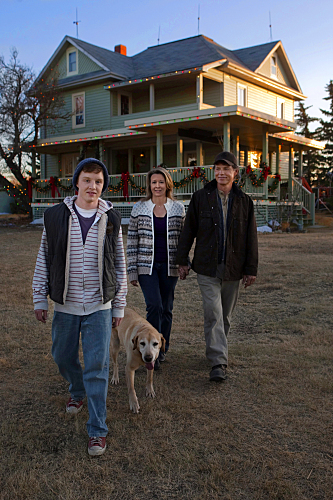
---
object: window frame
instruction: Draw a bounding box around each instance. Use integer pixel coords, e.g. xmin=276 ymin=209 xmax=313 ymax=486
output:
xmin=72 ymin=91 xmax=85 ymax=129
xmin=237 ymin=83 xmax=247 ymax=107
xmin=271 ymin=55 xmax=277 ymax=79
xmin=276 ymin=97 xmax=285 ymax=119
xmin=117 ymin=91 xmax=132 ymax=116
xmin=67 ymin=47 xmax=78 ymax=76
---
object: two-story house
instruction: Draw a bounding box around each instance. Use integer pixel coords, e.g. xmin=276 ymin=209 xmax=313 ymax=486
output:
xmin=32 ymin=34 xmax=324 ymax=224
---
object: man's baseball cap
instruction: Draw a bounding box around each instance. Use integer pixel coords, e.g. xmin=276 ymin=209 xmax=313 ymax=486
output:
xmin=214 ymin=151 xmax=239 ymax=168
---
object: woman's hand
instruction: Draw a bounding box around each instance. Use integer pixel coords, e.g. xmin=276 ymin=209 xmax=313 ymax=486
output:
xmin=178 ymin=265 xmax=189 ymax=280
xmin=130 ymin=280 xmax=139 ymax=287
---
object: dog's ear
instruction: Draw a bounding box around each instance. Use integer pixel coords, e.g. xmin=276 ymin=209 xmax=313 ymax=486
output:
xmin=160 ymin=335 xmax=166 ymax=353
xmin=132 ymin=335 xmax=138 ymax=351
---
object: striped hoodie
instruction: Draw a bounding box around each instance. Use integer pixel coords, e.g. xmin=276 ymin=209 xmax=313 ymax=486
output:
xmin=32 ymin=196 xmax=127 ymax=317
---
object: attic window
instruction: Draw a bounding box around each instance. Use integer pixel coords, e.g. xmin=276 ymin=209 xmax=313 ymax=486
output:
xmin=271 ymin=56 xmax=277 ymax=78
xmin=67 ymin=47 xmax=78 ymax=76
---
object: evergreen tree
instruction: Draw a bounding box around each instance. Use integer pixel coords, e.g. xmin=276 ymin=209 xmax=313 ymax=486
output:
xmin=316 ymin=80 xmax=333 ymax=184
xmin=294 ymin=102 xmax=320 ymax=184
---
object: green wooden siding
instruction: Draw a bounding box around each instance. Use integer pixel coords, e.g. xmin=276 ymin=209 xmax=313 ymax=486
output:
xmin=163 ymin=144 xmax=177 ymax=167
xmin=57 ymin=53 xmax=67 ymax=79
xmin=78 ymin=51 xmax=102 ymax=75
xmin=47 ymin=84 xmax=111 ymax=137
xmin=224 ymin=75 xmax=237 ymax=106
xmin=132 ymin=89 xmax=150 ymax=113
xmin=155 ymin=82 xmax=196 ymax=109
xmin=110 ymin=103 xmax=198 ymax=129
xmin=203 ymin=144 xmax=222 ymax=165
xmin=43 ymin=154 xmax=60 ymax=177
xmin=203 ymin=78 xmax=221 ymax=107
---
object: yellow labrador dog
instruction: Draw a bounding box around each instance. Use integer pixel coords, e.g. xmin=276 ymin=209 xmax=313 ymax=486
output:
xmin=110 ymin=308 xmax=166 ymax=413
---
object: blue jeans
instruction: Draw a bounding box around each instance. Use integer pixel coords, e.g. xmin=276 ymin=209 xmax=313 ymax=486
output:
xmin=51 ymin=309 xmax=112 ymax=437
xmin=138 ymin=262 xmax=178 ymax=352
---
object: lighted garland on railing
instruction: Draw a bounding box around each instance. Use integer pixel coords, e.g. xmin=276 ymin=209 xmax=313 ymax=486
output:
xmin=172 ymin=167 xmax=208 ymax=188
xmin=238 ymin=163 xmax=280 ymax=193
xmin=33 ymin=177 xmax=74 ymax=193
xmin=268 ymin=174 xmax=281 ymax=193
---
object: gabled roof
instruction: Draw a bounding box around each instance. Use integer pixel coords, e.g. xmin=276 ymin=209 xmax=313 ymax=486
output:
xmin=36 ymin=34 xmax=302 ymax=93
xmin=233 ymin=41 xmax=278 ymax=72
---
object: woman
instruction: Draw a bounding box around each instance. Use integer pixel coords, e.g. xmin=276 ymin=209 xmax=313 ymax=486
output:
xmin=127 ymin=167 xmax=185 ymax=370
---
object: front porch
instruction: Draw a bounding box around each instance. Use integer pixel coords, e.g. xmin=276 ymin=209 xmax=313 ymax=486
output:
xmin=31 ymin=165 xmax=314 ymax=227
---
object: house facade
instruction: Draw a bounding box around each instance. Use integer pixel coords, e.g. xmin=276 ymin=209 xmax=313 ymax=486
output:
xmin=32 ymin=34 xmax=324 ymax=224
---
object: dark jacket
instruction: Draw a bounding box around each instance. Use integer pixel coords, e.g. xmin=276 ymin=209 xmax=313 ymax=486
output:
xmin=176 ymin=180 xmax=258 ymax=280
xmin=44 ymin=202 xmax=121 ymax=304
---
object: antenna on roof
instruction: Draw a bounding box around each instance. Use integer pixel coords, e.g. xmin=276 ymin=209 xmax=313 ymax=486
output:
xmin=158 ymin=25 xmax=160 ymax=45
xmin=73 ymin=8 xmax=81 ymax=39
xmin=269 ymin=11 xmax=272 ymax=41
xmin=198 ymin=4 xmax=200 ymax=35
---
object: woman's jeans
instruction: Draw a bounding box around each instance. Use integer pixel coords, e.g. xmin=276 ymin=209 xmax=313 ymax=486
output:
xmin=51 ymin=309 xmax=112 ymax=437
xmin=138 ymin=262 xmax=178 ymax=352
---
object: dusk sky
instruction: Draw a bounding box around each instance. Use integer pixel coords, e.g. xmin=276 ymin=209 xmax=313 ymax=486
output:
xmin=1 ymin=0 xmax=332 ymax=128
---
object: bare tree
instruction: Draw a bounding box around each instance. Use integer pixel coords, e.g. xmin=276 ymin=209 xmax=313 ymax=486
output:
xmin=0 ymin=49 xmax=71 ymax=214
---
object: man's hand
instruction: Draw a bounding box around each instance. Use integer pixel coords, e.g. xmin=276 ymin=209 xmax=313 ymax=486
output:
xmin=130 ymin=280 xmax=139 ymax=287
xmin=242 ymin=275 xmax=256 ymax=288
xmin=35 ymin=309 xmax=48 ymax=323
xmin=178 ymin=265 xmax=190 ymax=280
xmin=112 ymin=317 xmax=123 ymax=328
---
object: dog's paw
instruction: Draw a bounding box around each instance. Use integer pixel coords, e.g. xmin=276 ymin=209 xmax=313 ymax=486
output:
xmin=146 ymin=386 xmax=156 ymax=398
xmin=111 ymin=373 xmax=119 ymax=385
xmin=129 ymin=395 xmax=140 ymax=413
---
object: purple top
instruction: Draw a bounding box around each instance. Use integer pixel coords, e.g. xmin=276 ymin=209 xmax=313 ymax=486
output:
xmin=73 ymin=203 xmax=96 ymax=244
xmin=153 ymin=214 xmax=167 ymax=263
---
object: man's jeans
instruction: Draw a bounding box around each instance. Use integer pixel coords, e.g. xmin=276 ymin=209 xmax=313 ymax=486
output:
xmin=138 ymin=262 xmax=178 ymax=352
xmin=51 ymin=309 xmax=112 ymax=437
xmin=197 ymin=274 xmax=240 ymax=367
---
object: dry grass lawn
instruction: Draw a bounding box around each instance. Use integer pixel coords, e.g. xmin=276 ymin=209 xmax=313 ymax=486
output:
xmin=0 ymin=215 xmax=332 ymax=500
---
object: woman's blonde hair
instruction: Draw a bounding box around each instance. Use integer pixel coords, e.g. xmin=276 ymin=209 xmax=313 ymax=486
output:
xmin=144 ymin=166 xmax=174 ymax=200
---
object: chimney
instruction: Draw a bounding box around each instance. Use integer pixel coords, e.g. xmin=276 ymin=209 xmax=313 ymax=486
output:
xmin=114 ymin=45 xmax=127 ymax=56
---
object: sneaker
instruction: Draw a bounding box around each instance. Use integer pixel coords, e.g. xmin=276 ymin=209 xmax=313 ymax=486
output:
xmin=66 ymin=397 xmax=83 ymax=414
xmin=210 ymin=364 xmax=227 ymax=382
xmin=88 ymin=437 xmax=106 ymax=456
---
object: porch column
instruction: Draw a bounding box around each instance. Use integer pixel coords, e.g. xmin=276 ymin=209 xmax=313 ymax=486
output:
xmin=223 ymin=118 xmax=230 ymax=152
xmin=196 ymin=142 xmax=204 ymax=166
xmin=232 ymin=129 xmax=239 ymax=164
xmin=262 ymin=125 xmax=269 ymax=165
xmin=177 ymin=136 xmax=183 ymax=168
xmin=244 ymin=147 xmax=248 ymax=167
xmin=299 ymin=149 xmax=303 ymax=178
xmin=150 ymin=83 xmax=155 ymax=111
xmin=275 ymin=139 xmax=281 ymax=174
xmin=156 ymin=130 xmax=163 ymax=166
xmin=196 ymin=74 xmax=203 ymax=109
xmin=288 ymin=146 xmax=294 ymax=195
xmin=128 ymin=148 xmax=133 ymax=173
xmin=150 ymin=146 xmax=155 ymax=169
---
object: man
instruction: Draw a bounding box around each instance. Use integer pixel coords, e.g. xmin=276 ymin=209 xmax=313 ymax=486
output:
xmin=177 ymin=151 xmax=258 ymax=382
xmin=33 ymin=158 xmax=127 ymax=456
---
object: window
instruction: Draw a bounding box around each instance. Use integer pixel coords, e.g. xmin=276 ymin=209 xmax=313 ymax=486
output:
xmin=117 ymin=91 xmax=132 ymax=115
xmin=277 ymin=97 xmax=284 ymax=119
xmin=271 ymin=56 xmax=277 ymax=78
xmin=121 ymin=95 xmax=129 ymax=115
xmin=72 ymin=92 xmax=85 ymax=128
xmin=237 ymin=84 xmax=247 ymax=106
xmin=67 ymin=47 xmax=78 ymax=76
xmin=61 ymin=153 xmax=79 ymax=177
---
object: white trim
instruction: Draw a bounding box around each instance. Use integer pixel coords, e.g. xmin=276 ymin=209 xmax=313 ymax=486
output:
xmin=72 ymin=91 xmax=85 ymax=129
xmin=271 ymin=55 xmax=278 ymax=80
xmin=237 ymin=83 xmax=247 ymax=106
xmin=277 ymin=97 xmax=285 ymax=119
xmin=67 ymin=47 xmax=78 ymax=76
xmin=117 ymin=91 xmax=132 ymax=115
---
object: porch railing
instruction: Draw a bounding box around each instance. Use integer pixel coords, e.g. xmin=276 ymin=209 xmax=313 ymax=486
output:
xmin=32 ymin=166 xmax=281 ymax=202
xmin=292 ymin=177 xmax=315 ymax=223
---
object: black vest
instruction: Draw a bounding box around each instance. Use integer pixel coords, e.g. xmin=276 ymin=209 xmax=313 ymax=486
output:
xmin=44 ymin=202 xmax=121 ymax=305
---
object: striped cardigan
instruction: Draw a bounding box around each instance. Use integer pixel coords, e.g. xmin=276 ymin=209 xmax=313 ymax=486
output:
xmin=127 ymin=198 xmax=185 ymax=282
xmin=33 ymin=196 xmax=127 ymax=317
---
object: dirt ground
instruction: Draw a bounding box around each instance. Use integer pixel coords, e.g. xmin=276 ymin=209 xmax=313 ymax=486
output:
xmin=0 ymin=214 xmax=332 ymax=500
